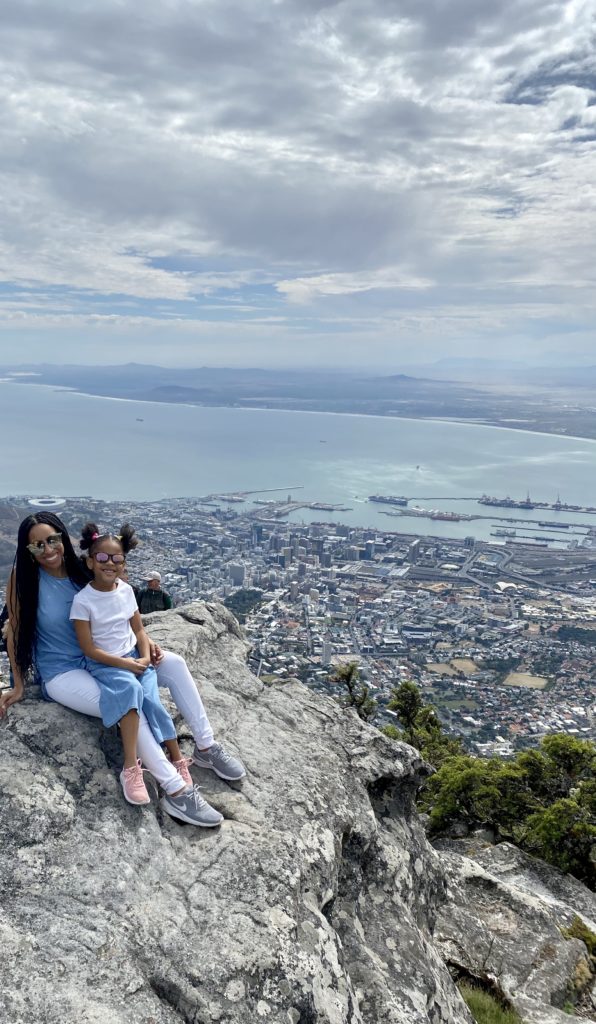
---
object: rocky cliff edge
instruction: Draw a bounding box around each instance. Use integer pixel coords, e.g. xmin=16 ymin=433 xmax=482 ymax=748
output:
xmin=0 ymin=602 xmax=594 ymax=1024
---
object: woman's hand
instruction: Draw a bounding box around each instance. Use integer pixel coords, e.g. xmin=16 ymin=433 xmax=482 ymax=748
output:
xmin=149 ymin=641 xmax=164 ymax=666
xmin=0 ymin=683 xmax=24 ymax=718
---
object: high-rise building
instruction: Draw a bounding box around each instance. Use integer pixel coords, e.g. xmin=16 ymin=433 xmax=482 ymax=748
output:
xmin=228 ymin=563 xmax=245 ymax=586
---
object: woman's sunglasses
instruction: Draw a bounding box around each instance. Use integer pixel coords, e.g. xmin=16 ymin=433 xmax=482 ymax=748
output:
xmin=27 ymin=533 xmax=63 ymax=555
xmin=93 ymin=552 xmax=125 ymax=564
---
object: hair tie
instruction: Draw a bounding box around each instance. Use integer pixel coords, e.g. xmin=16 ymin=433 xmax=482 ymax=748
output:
xmin=91 ymin=532 xmax=99 ymax=540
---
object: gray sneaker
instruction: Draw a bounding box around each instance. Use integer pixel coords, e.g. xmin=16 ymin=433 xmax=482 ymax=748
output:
xmin=160 ymin=784 xmax=223 ymax=828
xmin=191 ymin=741 xmax=246 ymax=781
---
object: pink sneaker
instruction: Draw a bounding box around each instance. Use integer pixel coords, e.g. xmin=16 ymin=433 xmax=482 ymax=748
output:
xmin=171 ymin=756 xmax=193 ymax=787
xmin=120 ymin=759 xmax=151 ymax=805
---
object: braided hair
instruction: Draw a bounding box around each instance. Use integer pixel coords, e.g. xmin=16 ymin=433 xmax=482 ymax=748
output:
xmin=11 ymin=512 xmax=90 ymax=678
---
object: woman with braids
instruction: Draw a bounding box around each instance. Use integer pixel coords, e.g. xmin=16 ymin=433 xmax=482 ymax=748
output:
xmin=1 ymin=512 xmax=246 ymax=828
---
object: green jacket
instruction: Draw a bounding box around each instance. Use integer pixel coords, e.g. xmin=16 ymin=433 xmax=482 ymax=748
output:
xmin=137 ymin=587 xmax=173 ymax=614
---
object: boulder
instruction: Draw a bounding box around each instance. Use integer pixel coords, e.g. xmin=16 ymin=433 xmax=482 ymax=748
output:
xmin=434 ymin=839 xmax=596 ymax=1024
xmin=0 ymin=602 xmax=472 ymax=1024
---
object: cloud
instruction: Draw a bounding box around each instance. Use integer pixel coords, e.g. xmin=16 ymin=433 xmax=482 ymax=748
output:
xmin=0 ymin=0 xmax=594 ymax=366
xmin=277 ymin=267 xmax=434 ymax=302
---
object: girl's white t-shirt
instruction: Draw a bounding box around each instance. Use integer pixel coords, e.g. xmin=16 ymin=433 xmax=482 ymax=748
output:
xmin=70 ymin=580 xmax=138 ymax=657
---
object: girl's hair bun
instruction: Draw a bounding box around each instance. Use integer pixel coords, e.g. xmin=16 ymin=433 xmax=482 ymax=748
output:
xmin=118 ymin=524 xmax=138 ymax=554
xmin=80 ymin=522 xmax=101 ymax=551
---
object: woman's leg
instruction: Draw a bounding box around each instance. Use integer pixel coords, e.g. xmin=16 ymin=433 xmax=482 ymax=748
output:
xmin=46 ymin=670 xmax=184 ymax=795
xmin=154 ymin=652 xmax=214 ymax=749
xmin=45 ymin=668 xmax=103 ymax=716
xmin=154 ymin=652 xmax=246 ymax=781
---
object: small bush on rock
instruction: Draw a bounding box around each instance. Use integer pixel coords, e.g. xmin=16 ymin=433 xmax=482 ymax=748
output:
xmin=458 ymin=983 xmax=522 ymax=1024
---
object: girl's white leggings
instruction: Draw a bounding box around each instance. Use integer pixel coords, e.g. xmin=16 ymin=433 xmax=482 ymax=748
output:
xmin=45 ymin=651 xmax=214 ymax=796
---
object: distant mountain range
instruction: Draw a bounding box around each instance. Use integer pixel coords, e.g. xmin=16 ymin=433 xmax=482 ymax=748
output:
xmin=3 ymin=359 xmax=595 ymax=389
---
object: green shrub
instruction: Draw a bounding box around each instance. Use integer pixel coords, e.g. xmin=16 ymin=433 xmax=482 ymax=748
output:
xmin=561 ymin=915 xmax=596 ymax=958
xmin=458 ymin=983 xmax=522 ymax=1024
xmin=382 ymin=681 xmax=596 ymax=886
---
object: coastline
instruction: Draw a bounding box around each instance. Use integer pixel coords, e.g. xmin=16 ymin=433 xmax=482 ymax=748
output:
xmin=3 ymin=379 xmax=596 ymax=446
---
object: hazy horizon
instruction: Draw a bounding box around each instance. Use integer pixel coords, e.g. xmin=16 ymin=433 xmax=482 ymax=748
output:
xmin=2 ymin=355 xmax=596 ymax=376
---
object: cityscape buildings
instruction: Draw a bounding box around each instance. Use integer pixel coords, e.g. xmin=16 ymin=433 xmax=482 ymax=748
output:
xmin=0 ymin=493 xmax=594 ymax=753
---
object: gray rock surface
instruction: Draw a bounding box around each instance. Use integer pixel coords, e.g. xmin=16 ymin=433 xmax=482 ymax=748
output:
xmin=434 ymin=839 xmax=596 ymax=1024
xmin=1 ymin=601 xmax=473 ymax=1024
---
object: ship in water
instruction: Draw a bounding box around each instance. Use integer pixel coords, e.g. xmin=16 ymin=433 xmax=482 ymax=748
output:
xmin=480 ymin=492 xmax=596 ymax=514
xmin=492 ymin=528 xmax=516 ymax=538
xmin=479 ymin=492 xmax=542 ymax=510
xmin=368 ymin=494 xmax=408 ymax=506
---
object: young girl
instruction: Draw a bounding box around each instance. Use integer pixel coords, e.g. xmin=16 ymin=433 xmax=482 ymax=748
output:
xmin=70 ymin=523 xmax=196 ymax=809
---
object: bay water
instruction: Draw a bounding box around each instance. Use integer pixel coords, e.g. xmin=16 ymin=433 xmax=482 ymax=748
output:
xmin=3 ymin=381 xmax=596 ymax=542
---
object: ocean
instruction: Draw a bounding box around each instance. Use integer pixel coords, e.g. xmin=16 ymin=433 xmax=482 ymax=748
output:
xmin=3 ymin=381 xmax=596 ymax=543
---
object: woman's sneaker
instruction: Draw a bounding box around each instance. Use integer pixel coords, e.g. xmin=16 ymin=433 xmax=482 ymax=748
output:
xmin=191 ymin=741 xmax=246 ymax=781
xmin=120 ymin=759 xmax=151 ymax=805
xmin=171 ymin=756 xmax=193 ymax=787
xmin=160 ymin=785 xmax=223 ymax=827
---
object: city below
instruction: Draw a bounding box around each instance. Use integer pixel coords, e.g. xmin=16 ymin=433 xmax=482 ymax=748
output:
xmin=1 ymin=490 xmax=594 ymax=756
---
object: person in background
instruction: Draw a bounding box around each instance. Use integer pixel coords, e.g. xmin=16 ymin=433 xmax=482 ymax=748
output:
xmin=137 ymin=571 xmax=173 ymax=614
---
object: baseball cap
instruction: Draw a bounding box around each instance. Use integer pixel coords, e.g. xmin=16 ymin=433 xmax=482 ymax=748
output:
xmin=145 ymin=571 xmax=162 ymax=582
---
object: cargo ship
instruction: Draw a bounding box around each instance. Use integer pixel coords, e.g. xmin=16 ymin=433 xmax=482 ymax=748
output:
xmin=480 ymin=494 xmax=596 ymax=514
xmin=479 ymin=493 xmax=543 ymax=510
xmin=368 ymin=494 xmax=408 ymax=506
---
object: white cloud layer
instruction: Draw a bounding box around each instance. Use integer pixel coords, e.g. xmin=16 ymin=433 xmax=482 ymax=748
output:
xmin=0 ymin=0 xmax=594 ymax=367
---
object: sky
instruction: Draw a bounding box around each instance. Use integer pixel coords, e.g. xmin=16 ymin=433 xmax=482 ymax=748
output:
xmin=0 ymin=0 xmax=595 ymax=370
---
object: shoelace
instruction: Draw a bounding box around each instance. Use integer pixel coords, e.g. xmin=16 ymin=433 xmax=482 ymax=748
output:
xmin=122 ymin=760 xmax=149 ymax=789
xmin=210 ymin=743 xmax=231 ymax=763
xmin=173 ymin=756 xmax=193 ymax=772
xmin=188 ymin=784 xmax=208 ymax=809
